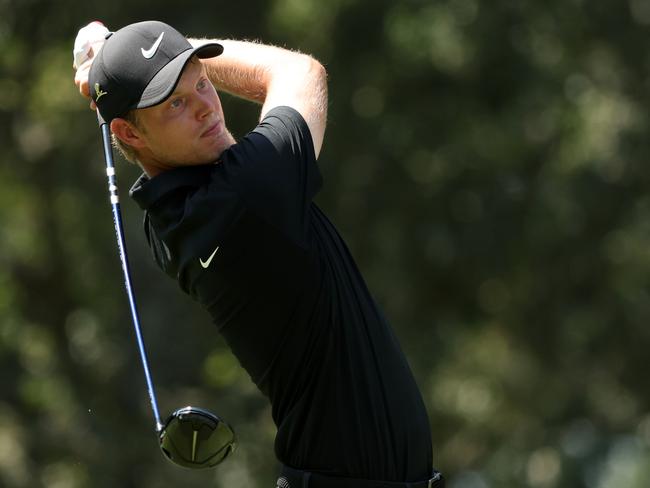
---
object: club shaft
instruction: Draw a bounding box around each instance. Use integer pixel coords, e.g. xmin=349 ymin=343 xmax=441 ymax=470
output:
xmin=100 ymin=122 xmax=164 ymax=433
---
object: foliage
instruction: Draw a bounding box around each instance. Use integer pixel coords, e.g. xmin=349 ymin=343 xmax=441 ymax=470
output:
xmin=1 ymin=0 xmax=649 ymax=486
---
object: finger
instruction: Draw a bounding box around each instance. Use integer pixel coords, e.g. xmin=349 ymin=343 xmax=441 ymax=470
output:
xmin=76 ymin=75 xmax=90 ymax=98
xmin=74 ymin=60 xmax=93 ymax=98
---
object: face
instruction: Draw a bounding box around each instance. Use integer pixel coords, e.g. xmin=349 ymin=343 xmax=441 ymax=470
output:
xmin=130 ymin=59 xmax=235 ymax=173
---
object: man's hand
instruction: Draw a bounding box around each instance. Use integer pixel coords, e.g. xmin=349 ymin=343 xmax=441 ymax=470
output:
xmin=73 ymin=21 xmax=109 ymax=108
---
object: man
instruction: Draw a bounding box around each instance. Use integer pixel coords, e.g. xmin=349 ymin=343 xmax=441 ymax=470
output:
xmin=74 ymin=20 xmax=443 ymax=488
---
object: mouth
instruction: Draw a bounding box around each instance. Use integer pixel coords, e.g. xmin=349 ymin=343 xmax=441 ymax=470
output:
xmin=201 ymin=120 xmax=222 ymax=138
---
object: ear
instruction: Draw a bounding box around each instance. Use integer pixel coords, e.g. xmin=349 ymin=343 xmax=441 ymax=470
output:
xmin=110 ymin=117 xmax=147 ymax=149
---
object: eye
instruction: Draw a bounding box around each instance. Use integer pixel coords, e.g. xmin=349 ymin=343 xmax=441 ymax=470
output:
xmin=197 ymin=78 xmax=208 ymax=91
xmin=170 ymin=98 xmax=184 ymax=109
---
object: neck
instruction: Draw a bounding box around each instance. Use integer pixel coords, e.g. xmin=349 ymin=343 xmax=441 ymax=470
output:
xmin=140 ymin=162 xmax=167 ymax=178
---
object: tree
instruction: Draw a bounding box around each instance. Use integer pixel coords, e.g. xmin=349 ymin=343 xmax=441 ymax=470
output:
xmin=1 ymin=0 xmax=649 ymax=486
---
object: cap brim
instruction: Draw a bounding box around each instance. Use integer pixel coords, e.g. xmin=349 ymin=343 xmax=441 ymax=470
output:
xmin=137 ymin=42 xmax=223 ymax=109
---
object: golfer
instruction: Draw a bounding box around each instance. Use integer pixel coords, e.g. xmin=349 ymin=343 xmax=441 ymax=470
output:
xmin=73 ymin=20 xmax=443 ymax=488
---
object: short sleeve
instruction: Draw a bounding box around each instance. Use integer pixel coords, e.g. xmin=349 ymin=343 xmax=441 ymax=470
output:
xmin=218 ymin=106 xmax=323 ymax=246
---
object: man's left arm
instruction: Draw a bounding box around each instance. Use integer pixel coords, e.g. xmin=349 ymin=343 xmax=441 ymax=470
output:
xmin=190 ymin=38 xmax=328 ymax=158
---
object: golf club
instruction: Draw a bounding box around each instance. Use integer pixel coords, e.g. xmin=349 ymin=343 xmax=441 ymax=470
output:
xmin=97 ymin=111 xmax=237 ymax=469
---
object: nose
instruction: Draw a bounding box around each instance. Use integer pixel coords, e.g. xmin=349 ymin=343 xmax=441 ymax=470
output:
xmin=195 ymin=93 xmax=214 ymax=120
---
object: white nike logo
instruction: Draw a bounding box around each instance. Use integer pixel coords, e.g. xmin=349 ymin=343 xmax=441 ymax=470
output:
xmin=141 ymin=32 xmax=165 ymax=59
xmin=199 ymin=246 xmax=219 ymax=269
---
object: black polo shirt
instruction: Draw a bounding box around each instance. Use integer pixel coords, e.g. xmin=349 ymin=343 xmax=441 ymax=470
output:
xmin=130 ymin=106 xmax=433 ymax=481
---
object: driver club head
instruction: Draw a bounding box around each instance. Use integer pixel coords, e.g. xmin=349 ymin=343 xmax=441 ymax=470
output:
xmin=158 ymin=406 xmax=237 ymax=469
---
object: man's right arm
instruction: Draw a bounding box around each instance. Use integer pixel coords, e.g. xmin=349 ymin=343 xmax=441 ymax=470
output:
xmin=191 ymin=39 xmax=328 ymax=159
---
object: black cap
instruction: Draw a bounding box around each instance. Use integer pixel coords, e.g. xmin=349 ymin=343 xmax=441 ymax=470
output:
xmin=89 ymin=21 xmax=223 ymax=122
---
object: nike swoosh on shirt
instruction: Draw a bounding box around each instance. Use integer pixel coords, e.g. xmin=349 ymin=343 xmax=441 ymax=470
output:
xmin=141 ymin=32 xmax=165 ymax=59
xmin=199 ymin=246 xmax=220 ymax=269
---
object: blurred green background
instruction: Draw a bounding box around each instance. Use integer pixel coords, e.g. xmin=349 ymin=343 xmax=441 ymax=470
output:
xmin=1 ymin=0 xmax=650 ymax=486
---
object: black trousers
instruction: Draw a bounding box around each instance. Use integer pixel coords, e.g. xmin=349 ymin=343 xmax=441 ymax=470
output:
xmin=277 ymin=465 xmax=445 ymax=488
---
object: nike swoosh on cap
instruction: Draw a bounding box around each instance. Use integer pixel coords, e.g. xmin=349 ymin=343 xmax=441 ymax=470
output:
xmin=141 ymin=32 xmax=165 ymax=59
xmin=199 ymin=246 xmax=219 ymax=269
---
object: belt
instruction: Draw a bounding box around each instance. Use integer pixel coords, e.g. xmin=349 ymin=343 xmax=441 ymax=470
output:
xmin=277 ymin=465 xmax=445 ymax=488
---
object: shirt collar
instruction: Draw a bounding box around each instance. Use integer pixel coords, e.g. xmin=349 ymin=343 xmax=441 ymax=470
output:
xmin=129 ymin=164 xmax=216 ymax=210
